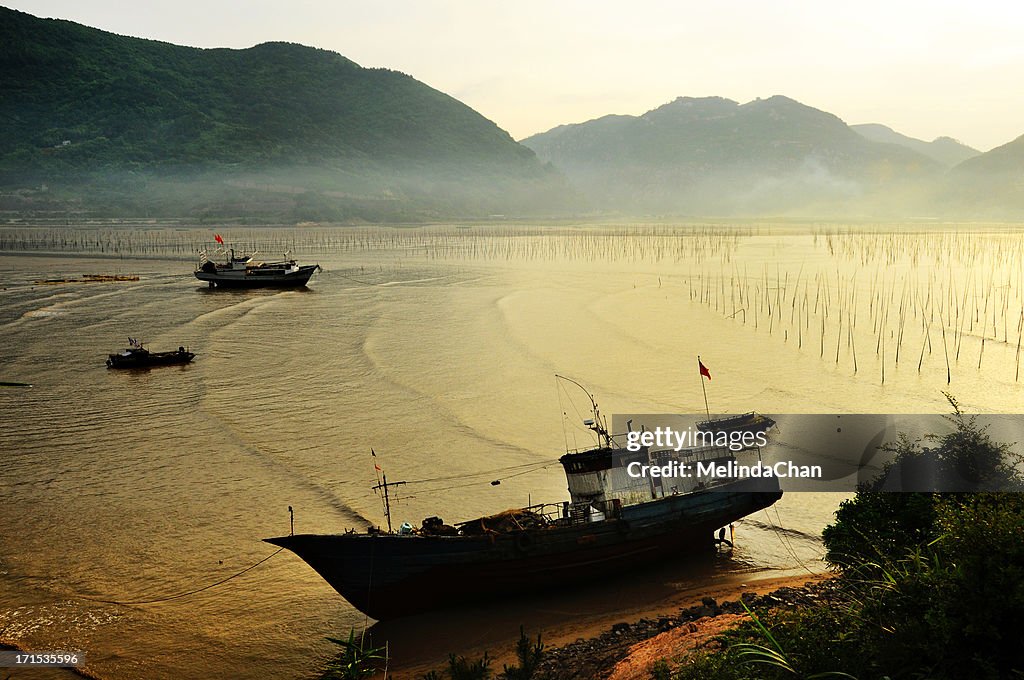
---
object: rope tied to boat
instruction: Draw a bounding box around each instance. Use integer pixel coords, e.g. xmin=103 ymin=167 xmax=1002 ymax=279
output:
xmin=81 ymin=548 xmax=284 ymax=606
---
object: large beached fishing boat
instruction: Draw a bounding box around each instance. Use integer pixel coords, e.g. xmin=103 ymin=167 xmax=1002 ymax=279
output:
xmin=265 ymin=382 xmax=782 ymax=620
xmin=195 ymin=248 xmax=320 ymax=288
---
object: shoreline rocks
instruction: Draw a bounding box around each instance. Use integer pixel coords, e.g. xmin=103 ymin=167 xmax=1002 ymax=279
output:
xmin=533 ymin=579 xmax=837 ymax=680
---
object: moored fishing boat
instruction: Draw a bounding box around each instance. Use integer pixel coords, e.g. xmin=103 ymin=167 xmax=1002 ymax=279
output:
xmin=195 ymin=241 xmax=320 ymax=288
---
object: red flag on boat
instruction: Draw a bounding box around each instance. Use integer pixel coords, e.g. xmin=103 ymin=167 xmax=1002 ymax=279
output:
xmin=699 ymin=358 xmax=712 ymax=381
xmin=214 ymin=234 xmax=224 ymax=244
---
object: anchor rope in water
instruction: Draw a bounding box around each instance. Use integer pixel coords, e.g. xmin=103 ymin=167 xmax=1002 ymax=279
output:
xmin=82 ymin=548 xmax=285 ymax=606
xmin=401 ymin=459 xmax=558 ymax=486
xmin=398 ymin=462 xmax=562 ymax=498
xmin=761 ymin=507 xmax=821 ymax=577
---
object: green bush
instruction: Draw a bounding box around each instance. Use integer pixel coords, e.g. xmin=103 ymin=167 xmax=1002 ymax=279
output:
xmin=502 ymin=626 xmax=544 ymax=680
xmin=322 ymin=629 xmax=386 ymax=680
xmin=823 ymin=395 xmax=1023 ymax=572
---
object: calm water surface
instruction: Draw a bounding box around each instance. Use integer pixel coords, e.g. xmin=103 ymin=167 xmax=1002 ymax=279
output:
xmin=1 ymin=224 xmax=1022 ymax=678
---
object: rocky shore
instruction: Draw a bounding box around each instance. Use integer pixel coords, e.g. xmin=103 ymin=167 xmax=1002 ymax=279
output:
xmin=531 ymin=578 xmax=834 ymax=680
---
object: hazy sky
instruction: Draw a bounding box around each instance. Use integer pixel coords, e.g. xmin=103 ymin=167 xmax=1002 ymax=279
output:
xmin=7 ymin=1 xmax=1023 ymax=151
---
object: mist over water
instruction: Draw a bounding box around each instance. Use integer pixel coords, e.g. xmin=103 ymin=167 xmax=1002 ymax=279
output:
xmin=1 ymin=223 xmax=1021 ymax=678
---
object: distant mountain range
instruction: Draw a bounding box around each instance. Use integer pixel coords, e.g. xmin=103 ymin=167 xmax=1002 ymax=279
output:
xmin=522 ymin=96 xmax=1021 ymax=218
xmin=1 ymin=7 xmax=1021 ymax=221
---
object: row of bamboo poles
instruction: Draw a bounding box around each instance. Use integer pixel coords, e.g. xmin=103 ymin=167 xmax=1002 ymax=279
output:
xmin=688 ymin=231 xmax=1024 ymax=383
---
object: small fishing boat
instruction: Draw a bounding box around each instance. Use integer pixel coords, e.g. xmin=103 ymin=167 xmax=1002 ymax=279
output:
xmin=106 ymin=341 xmax=195 ymax=369
xmin=697 ymin=412 xmax=777 ymax=435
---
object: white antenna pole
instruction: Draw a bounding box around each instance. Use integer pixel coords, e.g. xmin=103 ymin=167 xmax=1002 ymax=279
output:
xmin=555 ymin=374 xmax=612 ymax=448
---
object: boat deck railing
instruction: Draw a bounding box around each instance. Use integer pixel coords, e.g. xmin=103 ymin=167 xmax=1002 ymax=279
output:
xmin=522 ymin=499 xmax=628 ymax=528
xmin=483 ymin=500 xmax=626 ymax=529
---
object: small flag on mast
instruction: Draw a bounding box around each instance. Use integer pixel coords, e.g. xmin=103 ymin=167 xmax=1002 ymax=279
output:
xmin=697 ymin=355 xmax=712 ymax=420
xmin=214 ymin=234 xmax=224 ymax=245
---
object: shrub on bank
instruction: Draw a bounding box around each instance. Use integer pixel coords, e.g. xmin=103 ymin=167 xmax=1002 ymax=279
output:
xmin=666 ymin=398 xmax=1024 ymax=679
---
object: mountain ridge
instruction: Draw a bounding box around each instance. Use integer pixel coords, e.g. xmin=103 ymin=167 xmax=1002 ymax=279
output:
xmin=0 ymin=7 xmax=570 ymax=221
xmin=851 ymin=123 xmax=979 ymax=168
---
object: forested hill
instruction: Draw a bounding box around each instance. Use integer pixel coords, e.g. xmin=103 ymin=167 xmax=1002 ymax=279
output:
xmin=0 ymin=7 xmax=570 ymax=221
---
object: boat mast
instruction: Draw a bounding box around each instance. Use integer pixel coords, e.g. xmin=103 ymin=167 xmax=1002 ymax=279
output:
xmin=372 ymin=473 xmax=406 ymax=533
xmin=555 ymin=374 xmax=613 ymax=448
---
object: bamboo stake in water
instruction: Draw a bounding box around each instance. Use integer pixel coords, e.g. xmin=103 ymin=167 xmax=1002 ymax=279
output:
xmin=1016 ymin=308 xmax=1023 ymax=382
xmin=941 ymin=321 xmax=951 ymax=384
xmin=881 ymin=332 xmax=885 ymax=384
xmin=918 ymin=315 xmax=929 ymax=372
xmin=850 ymin=321 xmax=857 ymax=374
xmin=835 ymin=301 xmax=843 ymax=364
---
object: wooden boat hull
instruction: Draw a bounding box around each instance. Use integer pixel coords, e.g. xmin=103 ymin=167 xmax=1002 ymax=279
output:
xmin=265 ymin=478 xmax=781 ymax=620
xmin=106 ymin=351 xmax=195 ymax=369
